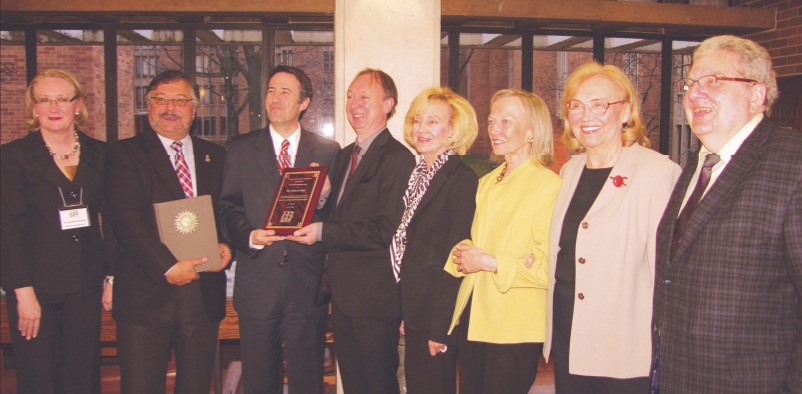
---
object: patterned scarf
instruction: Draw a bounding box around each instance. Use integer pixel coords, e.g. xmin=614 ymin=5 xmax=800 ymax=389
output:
xmin=389 ymin=150 xmax=455 ymax=282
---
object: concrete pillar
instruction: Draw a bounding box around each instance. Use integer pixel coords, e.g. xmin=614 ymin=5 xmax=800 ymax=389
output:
xmin=334 ymin=0 xmax=441 ymax=148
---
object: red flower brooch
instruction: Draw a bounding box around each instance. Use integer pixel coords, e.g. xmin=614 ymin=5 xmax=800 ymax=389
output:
xmin=610 ymin=175 xmax=628 ymax=187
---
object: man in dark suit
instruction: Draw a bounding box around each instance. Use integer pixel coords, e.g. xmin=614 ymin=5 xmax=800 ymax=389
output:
xmin=219 ymin=65 xmax=339 ymax=393
xmin=105 ymin=70 xmax=231 ymax=393
xmin=289 ymin=68 xmax=415 ymax=394
xmin=652 ymin=35 xmax=801 ymax=393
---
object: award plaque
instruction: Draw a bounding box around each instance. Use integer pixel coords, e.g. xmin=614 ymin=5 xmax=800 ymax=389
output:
xmin=264 ymin=166 xmax=328 ymax=235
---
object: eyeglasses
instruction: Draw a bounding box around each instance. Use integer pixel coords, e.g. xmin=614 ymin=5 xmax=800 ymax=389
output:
xmin=677 ymin=75 xmax=757 ymax=94
xmin=148 ymin=96 xmax=195 ymax=107
xmin=34 ymin=96 xmax=79 ymax=106
xmin=566 ymin=99 xmax=626 ymax=116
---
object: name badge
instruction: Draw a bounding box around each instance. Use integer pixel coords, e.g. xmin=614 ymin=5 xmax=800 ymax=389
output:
xmin=59 ymin=206 xmax=91 ymax=229
xmin=58 ymin=187 xmax=91 ymax=230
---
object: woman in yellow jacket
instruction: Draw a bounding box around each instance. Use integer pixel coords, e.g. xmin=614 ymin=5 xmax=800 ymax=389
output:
xmin=444 ymin=89 xmax=561 ymax=394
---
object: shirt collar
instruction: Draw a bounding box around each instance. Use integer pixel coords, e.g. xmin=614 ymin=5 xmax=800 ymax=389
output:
xmin=701 ymin=113 xmax=763 ymax=165
xmin=157 ymin=133 xmax=193 ymax=155
xmin=269 ymin=124 xmax=301 ymax=155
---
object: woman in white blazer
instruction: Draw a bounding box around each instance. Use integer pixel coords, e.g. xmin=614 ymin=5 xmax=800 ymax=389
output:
xmin=544 ymin=62 xmax=681 ymax=394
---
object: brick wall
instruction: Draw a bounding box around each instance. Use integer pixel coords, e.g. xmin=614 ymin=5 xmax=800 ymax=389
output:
xmin=735 ymin=0 xmax=802 ymax=76
xmin=0 ymin=44 xmax=28 ymax=145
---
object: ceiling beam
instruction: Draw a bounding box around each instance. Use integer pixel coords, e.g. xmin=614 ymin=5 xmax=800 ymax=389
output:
xmin=442 ymin=0 xmax=774 ymax=35
xmin=483 ymin=34 xmax=520 ymax=47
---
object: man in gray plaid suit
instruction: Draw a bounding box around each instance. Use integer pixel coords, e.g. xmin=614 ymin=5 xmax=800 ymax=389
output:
xmin=652 ymin=35 xmax=801 ymax=393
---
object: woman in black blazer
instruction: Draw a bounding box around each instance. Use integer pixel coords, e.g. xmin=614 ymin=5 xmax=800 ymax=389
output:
xmin=390 ymin=87 xmax=479 ymax=394
xmin=0 ymin=69 xmax=113 ymax=393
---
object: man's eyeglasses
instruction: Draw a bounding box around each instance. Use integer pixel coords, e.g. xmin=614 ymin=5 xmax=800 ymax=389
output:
xmin=677 ymin=75 xmax=758 ymax=94
xmin=148 ymin=96 xmax=195 ymax=107
xmin=34 ymin=96 xmax=79 ymax=106
xmin=566 ymin=99 xmax=626 ymax=116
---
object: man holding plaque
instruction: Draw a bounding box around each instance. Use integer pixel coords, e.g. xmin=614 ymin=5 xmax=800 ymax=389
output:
xmin=105 ymin=70 xmax=231 ymax=393
xmin=289 ymin=68 xmax=416 ymax=394
xmin=219 ymin=65 xmax=340 ymax=393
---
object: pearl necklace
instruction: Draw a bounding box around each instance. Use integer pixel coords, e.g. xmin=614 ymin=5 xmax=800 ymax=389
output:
xmin=45 ymin=131 xmax=80 ymax=160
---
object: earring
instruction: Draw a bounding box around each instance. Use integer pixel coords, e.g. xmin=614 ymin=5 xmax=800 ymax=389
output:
xmin=527 ymin=135 xmax=534 ymax=143
xmin=75 ymin=112 xmax=80 ymax=116
xmin=34 ymin=113 xmax=39 ymax=118
xmin=448 ymin=136 xmax=453 ymax=141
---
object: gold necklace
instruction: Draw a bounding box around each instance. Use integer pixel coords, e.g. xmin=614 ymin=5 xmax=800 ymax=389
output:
xmin=45 ymin=131 xmax=80 ymax=160
xmin=495 ymin=162 xmax=508 ymax=184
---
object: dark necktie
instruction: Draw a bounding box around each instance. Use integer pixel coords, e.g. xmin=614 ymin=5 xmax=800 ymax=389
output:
xmin=348 ymin=145 xmax=362 ymax=179
xmin=278 ymin=139 xmax=291 ymax=174
xmin=673 ymin=153 xmax=720 ymax=246
xmin=171 ymin=141 xmax=194 ymax=198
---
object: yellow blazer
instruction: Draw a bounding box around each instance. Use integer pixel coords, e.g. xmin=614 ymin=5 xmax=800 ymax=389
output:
xmin=445 ymin=159 xmax=561 ymax=343
xmin=544 ymin=144 xmax=680 ymax=378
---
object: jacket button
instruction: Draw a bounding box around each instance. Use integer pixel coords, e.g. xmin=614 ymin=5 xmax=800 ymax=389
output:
xmin=581 ymin=222 xmax=589 ymax=229
xmin=577 ymin=293 xmax=585 ymax=300
xmin=663 ymin=279 xmax=671 ymax=285
xmin=72 ymin=235 xmax=79 ymax=241
xmin=578 ymin=257 xmax=586 ymax=264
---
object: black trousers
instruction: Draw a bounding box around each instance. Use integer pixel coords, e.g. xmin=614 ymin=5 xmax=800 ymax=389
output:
xmin=116 ymin=281 xmax=219 ymax=394
xmin=552 ymin=284 xmax=649 ymax=394
xmin=237 ymin=305 xmax=326 ymax=394
xmin=403 ymin=326 xmax=457 ymax=394
xmin=331 ymin=304 xmax=401 ymax=394
xmin=6 ymin=289 xmax=102 ymax=394
xmin=456 ymin=298 xmax=541 ymax=394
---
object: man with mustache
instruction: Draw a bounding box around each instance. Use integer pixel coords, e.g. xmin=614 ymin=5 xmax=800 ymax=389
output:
xmin=105 ymin=70 xmax=231 ymax=393
xmin=220 ymin=65 xmax=340 ymax=393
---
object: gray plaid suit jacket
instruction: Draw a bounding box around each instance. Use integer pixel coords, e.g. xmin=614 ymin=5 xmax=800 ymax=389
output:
xmin=652 ymin=119 xmax=802 ymax=393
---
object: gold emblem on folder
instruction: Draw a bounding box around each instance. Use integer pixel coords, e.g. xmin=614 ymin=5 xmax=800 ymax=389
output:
xmin=174 ymin=210 xmax=200 ymax=234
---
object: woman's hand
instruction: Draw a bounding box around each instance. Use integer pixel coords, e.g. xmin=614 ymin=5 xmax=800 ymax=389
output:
xmin=428 ymin=340 xmax=447 ymax=356
xmin=14 ymin=286 xmax=41 ymax=340
xmin=453 ymin=243 xmax=497 ymax=274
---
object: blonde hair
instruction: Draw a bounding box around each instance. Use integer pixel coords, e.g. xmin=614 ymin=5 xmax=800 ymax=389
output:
xmin=560 ymin=62 xmax=649 ymax=155
xmin=694 ymin=35 xmax=777 ymax=115
xmin=404 ymin=87 xmax=478 ymax=155
xmin=25 ymin=68 xmax=89 ymax=132
xmin=491 ymin=89 xmax=554 ymax=167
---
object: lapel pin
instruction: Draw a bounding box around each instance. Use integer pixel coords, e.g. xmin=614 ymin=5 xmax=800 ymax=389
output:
xmin=610 ymin=175 xmax=628 ymax=188
xmin=205 ymin=155 xmax=211 ymax=163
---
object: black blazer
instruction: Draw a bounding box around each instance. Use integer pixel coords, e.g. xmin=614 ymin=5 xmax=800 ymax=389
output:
xmin=399 ymin=156 xmax=477 ymax=344
xmin=1 ymin=131 xmax=110 ymax=295
xmin=322 ymin=129 xmax=416 ymax=317
xmin=220 ymin=127 xmax=340 ymax=319
xmin=105 ymin=128 xmax=227 ymax=325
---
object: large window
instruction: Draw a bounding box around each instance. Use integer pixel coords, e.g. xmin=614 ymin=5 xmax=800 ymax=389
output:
xmin=117 ymin=29 xmax=184 ymax=140
xmin=274 ymin=29 xmax=335 ymax=139
xmin=195 ymin=29 xmax=262 ymax=143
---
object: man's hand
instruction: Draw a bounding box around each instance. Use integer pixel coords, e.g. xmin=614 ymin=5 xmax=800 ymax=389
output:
xmin=286 ymin=222 xmax=320 ymax=245
xmin=207 ymin=243 xmax=232 ymax=272
xmin=165 ymin=258 xmax=204 ymax=285
xmin=251 ymin=229 xmax=285 ymax=247
xmin=102 ymin=279 xmax=113 ymax=311
xmin=14 ymin=286 xmax=41 ymax=340
xmin=310 ymin=162 xmax=332 ymax=196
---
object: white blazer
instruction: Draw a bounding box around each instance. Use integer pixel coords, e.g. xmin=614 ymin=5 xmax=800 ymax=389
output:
xmin=544 ymin=143 xmax=680 ymax=378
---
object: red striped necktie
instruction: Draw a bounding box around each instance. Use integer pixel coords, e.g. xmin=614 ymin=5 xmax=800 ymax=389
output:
xmin=278 ymin=139 xmax=292 ymax=174
xmin=171 ymin=141 xmax=194 ymax=198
